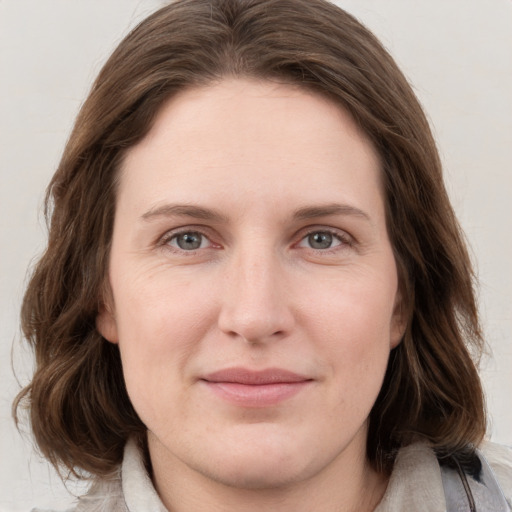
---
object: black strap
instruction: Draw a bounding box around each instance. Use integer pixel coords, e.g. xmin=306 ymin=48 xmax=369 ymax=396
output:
xmin=441 ymin=450 xmax=511 ymax=511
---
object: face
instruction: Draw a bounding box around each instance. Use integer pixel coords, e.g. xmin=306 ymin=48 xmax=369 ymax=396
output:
xmin=98 ymin=79 xmax=404 ymax=491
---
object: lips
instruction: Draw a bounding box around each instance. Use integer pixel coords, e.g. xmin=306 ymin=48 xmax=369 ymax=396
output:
xmin=201 ymin=367 xmax=313 ymax=407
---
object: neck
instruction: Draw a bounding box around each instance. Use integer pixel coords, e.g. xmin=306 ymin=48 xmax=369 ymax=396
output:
xmin=148 ymin=431 xmax=388 ymax=512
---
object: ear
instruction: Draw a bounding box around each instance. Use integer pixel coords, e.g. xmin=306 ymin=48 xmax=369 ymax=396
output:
xmin=96 ymin=302 xmax=119 ymax=344
xmin=390 ymin=289 xmax=407 ymax=349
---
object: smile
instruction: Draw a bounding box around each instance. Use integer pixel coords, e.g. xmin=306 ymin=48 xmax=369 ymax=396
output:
xmin=201 ymin=367 xmax=314 ymax=407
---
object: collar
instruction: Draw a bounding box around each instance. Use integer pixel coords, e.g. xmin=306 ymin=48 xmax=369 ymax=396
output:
xmin=122 ymin=437 xmax=168 ymax=511
xmin=82 ymin=439 xmax=444 ymax=511
xmin=375 ymin=442 xmax=446 ymax=511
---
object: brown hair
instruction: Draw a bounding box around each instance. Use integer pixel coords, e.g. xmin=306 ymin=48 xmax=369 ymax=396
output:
xmin=14 ymin=0 xmax=486 ymax=478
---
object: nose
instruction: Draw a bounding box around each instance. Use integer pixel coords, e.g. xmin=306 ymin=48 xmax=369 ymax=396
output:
xmin=217 ymin=248 xmax=295 ymax=344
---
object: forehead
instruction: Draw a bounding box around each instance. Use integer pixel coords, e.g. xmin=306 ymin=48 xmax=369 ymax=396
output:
xmin=118 ymin=78 xmax=383 ymax=218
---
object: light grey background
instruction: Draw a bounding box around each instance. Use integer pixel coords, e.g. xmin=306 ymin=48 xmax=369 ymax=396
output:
xmin=1 ymin=1 xmax=511 ymax=510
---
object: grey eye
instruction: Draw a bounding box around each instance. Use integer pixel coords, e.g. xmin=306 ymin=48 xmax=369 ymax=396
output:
xmin=171 ymin=232 xmax=205 ymax=250
xmin=307 ymin=232 xmax=334 ymax=249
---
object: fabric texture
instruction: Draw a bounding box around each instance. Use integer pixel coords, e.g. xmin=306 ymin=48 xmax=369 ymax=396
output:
xmin=36 ymin=439 xmax=512 ymax=512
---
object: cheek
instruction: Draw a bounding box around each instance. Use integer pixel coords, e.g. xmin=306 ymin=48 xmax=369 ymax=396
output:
xmin=305 ymin=268 xmax=398 ymax=344
xmin=303 ymin=271 xmax=396 ymax=397
xmin=111 ymin=269 xmax=219 ymax=410
xmin=113 ymin=265 xmax=218 ymax=348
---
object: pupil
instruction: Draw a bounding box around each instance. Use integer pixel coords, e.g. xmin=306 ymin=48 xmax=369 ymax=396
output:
xmin=177 ymin=232 xmax=201 ymax=250
xmin=309 ymin=232 xmax=332 ymax=249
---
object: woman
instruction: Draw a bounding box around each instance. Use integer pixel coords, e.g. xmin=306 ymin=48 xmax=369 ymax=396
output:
xmin=14 ymin=0 xmax=512 ymax=510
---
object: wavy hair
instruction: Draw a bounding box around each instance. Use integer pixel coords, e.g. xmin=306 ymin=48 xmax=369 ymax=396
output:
xmin=14 ymin=0 xmax=486 ymax=477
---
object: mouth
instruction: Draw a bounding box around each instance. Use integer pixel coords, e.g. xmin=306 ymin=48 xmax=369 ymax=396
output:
xmin=200 ymin=367 xmax=314 ymax=407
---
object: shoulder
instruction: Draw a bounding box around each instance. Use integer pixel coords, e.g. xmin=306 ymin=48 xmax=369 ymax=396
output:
xmin=376 ymin=441 xmax=512 ymax=512
xmin=479 ymin=440 xmax=512 ymax=502
xmin=30 ymin=474 xmax=125 ymax=512
xmin=30 ymin=438 xmax=165 ymax=512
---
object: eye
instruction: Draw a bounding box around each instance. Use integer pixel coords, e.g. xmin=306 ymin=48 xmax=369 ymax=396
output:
xmin=297 ymin=230 xmax=346 ymax=250
xmin=168 ymin=231 xmax=210 ymax=251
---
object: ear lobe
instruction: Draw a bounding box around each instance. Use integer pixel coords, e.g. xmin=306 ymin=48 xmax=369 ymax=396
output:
xmin=96 ymin=305 xmax=119 ymax=344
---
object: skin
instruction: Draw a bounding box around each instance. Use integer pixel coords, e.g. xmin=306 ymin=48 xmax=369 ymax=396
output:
xmin=97 ymin=78 xmax=405 ymax=512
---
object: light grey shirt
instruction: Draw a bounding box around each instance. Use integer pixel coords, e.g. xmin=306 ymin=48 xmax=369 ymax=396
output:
xmin=38 ymin=438 xmax=512 ymax=512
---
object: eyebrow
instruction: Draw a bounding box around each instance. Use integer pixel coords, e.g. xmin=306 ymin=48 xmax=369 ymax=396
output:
xmin=140 ymin=202 xmax=372 ymax=224
xmin=292 ymin=203 xmax=372 ymax=223
xmin=141 ymin=204 xmax=228 ymax=223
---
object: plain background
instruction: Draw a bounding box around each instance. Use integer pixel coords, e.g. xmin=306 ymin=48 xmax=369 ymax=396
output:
xmin=1 ymin=1 xmax=511 ymax=510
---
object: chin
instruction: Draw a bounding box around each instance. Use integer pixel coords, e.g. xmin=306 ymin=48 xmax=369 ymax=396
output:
xmin=195 ymin=453 xmax=312 ymax=491
xmin=186 ymin=429 xmax=329 ymax=491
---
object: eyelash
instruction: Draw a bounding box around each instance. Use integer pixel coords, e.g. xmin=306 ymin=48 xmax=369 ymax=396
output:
xmin=157 ymin=228 xmax=217 ymax=253
xmin=157 ymin=226 xmax=354 ymax=254
xmin=297 ymin=228 xmax=353 ymax=252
